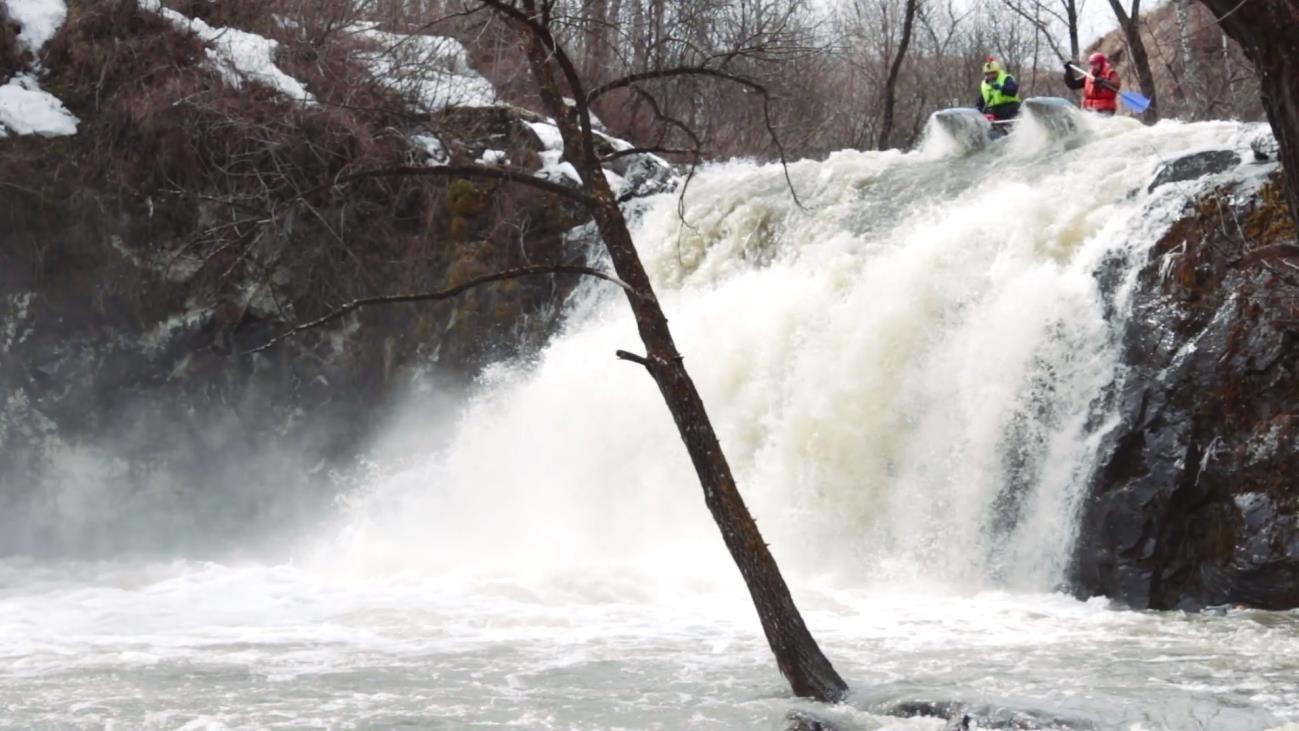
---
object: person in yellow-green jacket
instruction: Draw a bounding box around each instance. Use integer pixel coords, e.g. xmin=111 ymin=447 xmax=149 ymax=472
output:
xmin=975 ymin=57 xmax=1022 ymax=123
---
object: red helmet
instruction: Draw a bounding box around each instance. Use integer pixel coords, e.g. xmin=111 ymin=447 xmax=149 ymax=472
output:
xmin=1089 ymin=52 xmax=1108 ymax=66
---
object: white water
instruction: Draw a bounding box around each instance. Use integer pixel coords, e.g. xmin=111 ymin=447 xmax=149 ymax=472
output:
xmin=4 ymin=115 xmax=1297 ymax=730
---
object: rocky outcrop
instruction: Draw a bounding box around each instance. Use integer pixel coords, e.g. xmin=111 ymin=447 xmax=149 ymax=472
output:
xmin=0 ymin=0 xmax=673 ymax=556
xmin=1073 ymin=162 xmax=1299 ymax=610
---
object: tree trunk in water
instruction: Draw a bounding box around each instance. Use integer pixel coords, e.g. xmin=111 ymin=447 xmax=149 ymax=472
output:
xmin=877 ymin=0 xmax=919 ymax=150
xmin=508 ymin=4 xmax=850 ymax=704
xmin=1195 ymin=0 xmax=1299 ymax=234
xmin=1107 ymin=0 xmax=1159 ymax=120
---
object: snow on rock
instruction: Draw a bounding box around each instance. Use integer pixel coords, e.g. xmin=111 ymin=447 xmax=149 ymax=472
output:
xmin=360 ymin=28 xmax=497 ymax=111
xmin=525 ymin=120 xmax=565 ymax=152
xmin=0 ymin=0 xmax=78 ymax=136
xmin=563 ymin=97 xmax=605 ymax=130
xmin=479 ymin=149 xmax=508 ymax=166
xmin=0 ymin=73 xmax=77 ymax=136
xmin=524 ymin=120 xmax=582 ymax=185
xmin=6 ymin=0 xmax=66 ymax=55
xmin=137 ymin=0 xmax=314 ymax=103
xmin=541 ymin=159 xmax=582 ymax=185
xmin=411 ymin=133 xmax=449 ymax=165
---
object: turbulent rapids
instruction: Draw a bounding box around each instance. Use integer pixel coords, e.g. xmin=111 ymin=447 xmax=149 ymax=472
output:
xmin=3 ymin=117 xmax=1298 ymax=730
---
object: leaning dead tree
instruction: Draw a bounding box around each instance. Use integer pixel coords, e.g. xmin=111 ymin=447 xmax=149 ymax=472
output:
xmin=465 ymin=0 xmax=848 ymax=701
xmin=274 ymin=0 xmax=850 ymax=703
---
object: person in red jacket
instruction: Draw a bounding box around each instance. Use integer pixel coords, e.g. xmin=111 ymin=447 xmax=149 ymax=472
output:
xmin=1064 ymin=52 xmax=1121 ymax=114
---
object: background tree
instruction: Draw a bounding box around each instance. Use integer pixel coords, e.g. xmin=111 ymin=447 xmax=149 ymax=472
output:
xmin=1194 ymin=0 xmax=1299 ymax=231
xmin=1174 ymin=0 xmax=1198 ymax=113
xmin=1106 ymin=0 xmax=1159 ymax=119
xmin=878 ymin=0 xmax=921 ymax=149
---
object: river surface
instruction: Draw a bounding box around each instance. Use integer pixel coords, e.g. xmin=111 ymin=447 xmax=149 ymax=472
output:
xmin=2 ymin=560 xmax=1297 ymax=730
xmin=3 ymin=111 xmax=1296 ymax=730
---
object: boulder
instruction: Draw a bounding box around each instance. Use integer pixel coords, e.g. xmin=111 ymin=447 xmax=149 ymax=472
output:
xmin=1147 ymin=149 xmax=1241 ymax=192
xmin=1072 ymin=171 xmax=1299 ymax=610
xmin=1251 ymin=130 xmax=1280 ymax=162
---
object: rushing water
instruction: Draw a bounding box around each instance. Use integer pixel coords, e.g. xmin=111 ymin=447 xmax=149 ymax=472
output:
xmin=3 ymin=112 xmax=1297 ymax=730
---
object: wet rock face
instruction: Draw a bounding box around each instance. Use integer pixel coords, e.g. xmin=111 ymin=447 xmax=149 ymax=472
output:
xmin=0 ymin=65 xmax=625 ymax=558
xmin=1073 ymin=168 xmax=1299 ymax=610
xmin=1147 ymin=149 xmax=1241 ymax=192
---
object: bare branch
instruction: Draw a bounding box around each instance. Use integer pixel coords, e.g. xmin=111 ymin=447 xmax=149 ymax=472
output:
xmin=475 ymin=0 xmax=601 ymax=171
xmin=623 ymin=86 xmax=701 ymax=224
xmin=998 ymin=0 xmax=1071 ymax=62
xmin=588 ymin=65 xmax=764 ymax=103
xmin=603 ymin=146 xmax=696 ymax=161
xmin=615 ymin=349 xmax=651 ymax=367
xmin=248 ymin=264 xmax=648 ymax=354
xmin=299 ymin=164 xmax=599 ymax=208
xmin=589 ymin=66 xmax=805 ymax=209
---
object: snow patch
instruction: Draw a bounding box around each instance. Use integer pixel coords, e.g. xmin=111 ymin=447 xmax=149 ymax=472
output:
xmin=137 ymin=0 xmax=314 ymax=103
xmin=525 ymin=120 xmax=564 ymax=152
xmin=139 ymin=309 xmax=208 ymax=355
xmin=479 ymin=149 xmax=508 ymax=166
xmin=602 ymin=168 xmax=625 ymax=195
xmin=0 ymin=74 xmax=78 ymax=136
xmin=6 ymin=0 xmax=66 ymax=55
xmin=359 ymin=29 xmax=496 ymax=111
xmin=524 ymin=120 xmax=581 ymax=185
xmin=539 ymin=159 xmax=581 ymax=185
xmin=411 ymin=133 xmax=448 ymax=165
xmin=0 ymin=1 xmax=77 ymax=136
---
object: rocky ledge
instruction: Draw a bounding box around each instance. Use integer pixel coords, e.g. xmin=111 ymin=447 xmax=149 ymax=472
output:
xmin=1073 ymin=151 xmax=1299 ymax=610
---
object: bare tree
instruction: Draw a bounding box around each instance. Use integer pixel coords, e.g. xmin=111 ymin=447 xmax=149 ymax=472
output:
xmin=878 ymin=0 xmax=921 ymax=149
xmin=1174 ymin=0 xmax=1198 ymax=114
xmin=1195 ymin=0 xmax=1299 ymax=231
xmin=1106 ymin=0 xmax=1159 ymax=119
xmin=997 ymin=0 xmax=1078 ymax=63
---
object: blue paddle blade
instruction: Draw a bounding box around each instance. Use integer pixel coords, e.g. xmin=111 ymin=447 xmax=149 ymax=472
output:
xmin=1120 ymin=90 xmax=1151 ymax=113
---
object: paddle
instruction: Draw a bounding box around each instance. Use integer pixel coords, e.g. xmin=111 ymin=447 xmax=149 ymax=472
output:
xmin=1067 ymin=63 xmax=1151 ymax=114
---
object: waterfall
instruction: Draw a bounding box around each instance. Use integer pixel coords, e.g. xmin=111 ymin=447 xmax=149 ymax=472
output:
xmin=322 ymin=116 xmax=1264 ymax=594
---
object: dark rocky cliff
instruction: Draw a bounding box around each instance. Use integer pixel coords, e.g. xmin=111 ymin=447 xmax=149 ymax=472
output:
xmin=1073 ymin=156 xmax=1299 ymax=610
xmin=0 ymin=0 xmax=669 ymax=555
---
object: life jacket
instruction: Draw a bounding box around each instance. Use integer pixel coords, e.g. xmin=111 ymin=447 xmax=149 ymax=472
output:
xmin=1083 ymin=65 xmax=1120 ymax=112
xmin=981 ymin=70 xmax=1021 ymax=108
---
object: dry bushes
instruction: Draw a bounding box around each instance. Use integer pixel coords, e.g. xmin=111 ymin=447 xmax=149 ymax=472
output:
xmin=3 ymin=0 xmax=580 ymax=372
xmin=42 ymin=3 xmax=210 ymax=191
xmin=163 ymin=0 xmax=270 ymax=33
